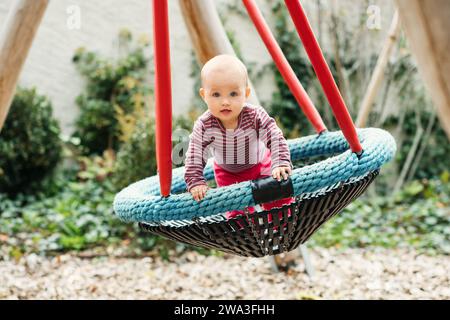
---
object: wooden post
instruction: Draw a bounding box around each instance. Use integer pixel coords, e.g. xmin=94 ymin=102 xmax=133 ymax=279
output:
xmin=356 ymin=11 xmax=400 ymax=128
xmin=396 ymin=0 xmax=450 ymax=140
xmin=0 ymin=0 xmax=48 ymax=132
xmin=179 ymin=0 xmax=260 ymax=105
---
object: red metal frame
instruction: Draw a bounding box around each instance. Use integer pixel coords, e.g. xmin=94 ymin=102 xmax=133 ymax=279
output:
xmin=151 ymin=0 xmax=363 ymax=195
xmin=284 ymin=0 xmax=362 ymax=153
xmin=243 ymin=0 xmax=326 ymax=134
xmin=152 ymin=0 xmax=172 ymax=196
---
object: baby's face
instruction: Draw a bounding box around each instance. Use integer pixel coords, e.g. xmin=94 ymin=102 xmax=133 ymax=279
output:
xmin=200 ymin=69 xmax=250 ymax=128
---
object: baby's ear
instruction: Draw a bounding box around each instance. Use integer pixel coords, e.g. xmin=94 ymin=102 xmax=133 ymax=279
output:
xmin=199 ymin=88 xmax=205 ymax=99
xmin=245 ymin=86 xmax=251 ymax=98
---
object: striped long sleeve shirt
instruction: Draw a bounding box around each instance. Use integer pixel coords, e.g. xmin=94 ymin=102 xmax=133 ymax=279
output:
xmin=184 ymin=104 xmax=292 ymax=191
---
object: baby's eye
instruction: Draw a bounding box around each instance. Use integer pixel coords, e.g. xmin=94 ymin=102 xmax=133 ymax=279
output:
xmin=212 ymin=92 xmax=220 ymax=98
xmin=230 ymin=91 xmax=239 ymax=97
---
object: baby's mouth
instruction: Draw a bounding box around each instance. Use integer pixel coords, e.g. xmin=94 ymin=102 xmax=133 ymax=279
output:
xmin=220 ymin=109 xmax=232 ymax=114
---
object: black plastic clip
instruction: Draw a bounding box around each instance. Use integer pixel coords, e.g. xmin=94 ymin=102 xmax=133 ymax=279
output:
xmin=251 ymin=176 xmax=294 ymax=205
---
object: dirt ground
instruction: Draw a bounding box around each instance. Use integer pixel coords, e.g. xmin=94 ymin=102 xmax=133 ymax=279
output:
xmin=0 ymin=247 xmax=448 ymax=300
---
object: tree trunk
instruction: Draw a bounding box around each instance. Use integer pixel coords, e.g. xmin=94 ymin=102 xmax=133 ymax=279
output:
xmin=179 ymin=0 xmax=260 ymax=105
xmin=396 ymin=0 xmax=450 ymax=140
xmin=0 ymin=0 xmax=48 ymax=132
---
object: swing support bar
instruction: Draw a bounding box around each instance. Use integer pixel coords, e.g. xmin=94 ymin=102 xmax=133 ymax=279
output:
xmin=152 ymin=0 xmax=364 ymax=195
xmin=243 ymin=0 xmax=327 ymax=134
xmin=152 ymin=0 xmax=173 ymax=197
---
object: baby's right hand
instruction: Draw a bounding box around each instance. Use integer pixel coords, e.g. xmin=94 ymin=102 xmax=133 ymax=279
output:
xmin=190 ymin=185 xmax=209 ymax=202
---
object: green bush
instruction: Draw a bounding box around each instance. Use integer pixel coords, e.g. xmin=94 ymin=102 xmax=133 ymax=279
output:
xmin=310 ymin=174 xmax=450 ymax=255
xmin=0 ymin=157 xmax=199 ymax=257
xmin=0 ymin=88 xmax=62 ymax=194
xmin=1 ymin=172 xmax=447 ymax=257
xmin=384 ymin=106 xmax=450 ymax=181
xmin=72 ymin=30 xmax=151 ymax=155
xmin=113 ymin=117 xmax=156 ymax=190
xmin=113 ymin=115 xmax=194 ymax=191
xmin=0 ymin=169 xmax=128 ymax=255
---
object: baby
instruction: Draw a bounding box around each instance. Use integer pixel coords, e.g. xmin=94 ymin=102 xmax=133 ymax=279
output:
xmin=184 ymin=54 xmax=294 ymax=219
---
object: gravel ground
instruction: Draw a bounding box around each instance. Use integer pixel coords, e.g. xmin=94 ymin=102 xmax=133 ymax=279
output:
xmin=0 ymin=247 xmax=448 ymax=300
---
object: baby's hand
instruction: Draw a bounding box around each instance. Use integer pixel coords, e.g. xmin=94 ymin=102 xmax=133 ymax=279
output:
xmin=272 ymin=166 xmax=292 ymax=182
xmin=190 ymin=184 xmax=209 ymax=202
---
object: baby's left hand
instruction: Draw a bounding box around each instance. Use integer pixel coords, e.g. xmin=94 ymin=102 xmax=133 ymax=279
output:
xmin=272 ymin=166 xmax=292 ymax=182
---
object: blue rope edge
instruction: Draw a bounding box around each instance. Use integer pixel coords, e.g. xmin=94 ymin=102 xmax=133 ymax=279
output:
xmin=113 ymin=128 xmax=396 ymax=222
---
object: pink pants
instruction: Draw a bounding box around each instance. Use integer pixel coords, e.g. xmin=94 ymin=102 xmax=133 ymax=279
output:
xmin=213 ymin=150 xmax=294 ymax=220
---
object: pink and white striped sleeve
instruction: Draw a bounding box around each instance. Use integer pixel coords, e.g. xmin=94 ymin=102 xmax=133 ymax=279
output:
xmin=184 ymin=119 xmax=210 ymax=191
xmin=256 ymin=106 xmax=292 ymax=171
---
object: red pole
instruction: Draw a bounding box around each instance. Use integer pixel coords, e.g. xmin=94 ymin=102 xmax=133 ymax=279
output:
xmin=284 ymin=0 xmax=362 ymax=153
xmin=152 ymin=0 xmax=172 ymax=196
xmin=242 ymin=0 xmax=326 ymax=134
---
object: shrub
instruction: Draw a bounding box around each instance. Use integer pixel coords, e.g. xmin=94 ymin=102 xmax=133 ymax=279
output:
xmin=310 ymin=175 xmax=450 ymax=255
xmin=113 ymin=117 xmax=156 ymax=190
xmin=268 ymin=3 xmax=315 ymax=138
xmin=0 ymin=88 xmax=62 ymax=194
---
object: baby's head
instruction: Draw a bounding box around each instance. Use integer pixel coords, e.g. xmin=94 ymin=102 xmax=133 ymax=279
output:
xmin=199 ymin=55 xmax=251 ymax=128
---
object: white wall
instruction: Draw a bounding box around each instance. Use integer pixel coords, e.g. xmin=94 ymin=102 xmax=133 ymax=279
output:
xmin=0 ymin=0 xmax=193 ymax=135
xmin=0 ymin=0 xmax=395 ymax=135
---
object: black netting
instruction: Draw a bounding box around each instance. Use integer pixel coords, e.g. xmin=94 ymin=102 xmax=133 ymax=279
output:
xmin=139 ymin=171 xmax=379 ymax=257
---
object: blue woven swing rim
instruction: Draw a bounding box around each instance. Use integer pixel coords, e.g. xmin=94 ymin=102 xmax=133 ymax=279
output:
xmin=139 ymin=168 xmax=378 ymax=229
xmin=113 ymin=128 xmax=396 ymax=222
